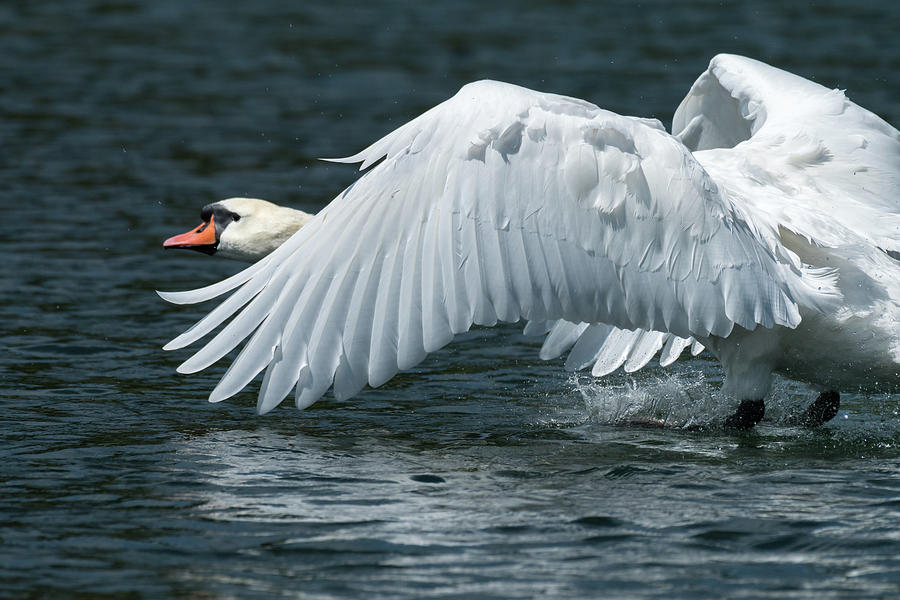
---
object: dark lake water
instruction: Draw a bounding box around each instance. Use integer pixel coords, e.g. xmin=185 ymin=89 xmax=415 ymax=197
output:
xmin=4 ymin=1 xmax=900 ymax=597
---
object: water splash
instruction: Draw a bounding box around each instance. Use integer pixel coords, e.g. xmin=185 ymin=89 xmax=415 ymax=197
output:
xmin=572 ymin=369 xmax=830 ymax=429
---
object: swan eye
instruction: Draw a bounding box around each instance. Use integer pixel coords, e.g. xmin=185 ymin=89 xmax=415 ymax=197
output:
xmin=231 ymin=212 xmax=241 ymax=222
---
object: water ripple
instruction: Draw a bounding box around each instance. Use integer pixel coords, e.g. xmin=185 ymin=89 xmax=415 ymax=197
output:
xmin=4 ymin=1 xmax=900 ymax=598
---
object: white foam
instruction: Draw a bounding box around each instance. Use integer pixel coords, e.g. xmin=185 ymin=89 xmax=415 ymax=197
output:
xmin=572 ymin=370 xmax=823 ymax=428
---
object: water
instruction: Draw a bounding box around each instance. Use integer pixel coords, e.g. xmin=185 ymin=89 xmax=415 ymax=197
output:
xmin=3 ymin=1 xmax=900 ymax=597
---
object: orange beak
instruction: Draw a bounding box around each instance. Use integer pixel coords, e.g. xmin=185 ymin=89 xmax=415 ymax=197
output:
xmin=163 ymin=215 xmax=217 ymax=252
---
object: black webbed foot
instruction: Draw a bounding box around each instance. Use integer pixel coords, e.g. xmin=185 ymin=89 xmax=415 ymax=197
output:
xmin=724 ymin=399 xmax=765 ymax=430
xmin=796 ymin=390 xmax=840 ymax=427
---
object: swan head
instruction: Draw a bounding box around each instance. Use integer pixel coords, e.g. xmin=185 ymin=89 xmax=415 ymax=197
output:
xmin=163 ymin=197 xmax=313 ymax=262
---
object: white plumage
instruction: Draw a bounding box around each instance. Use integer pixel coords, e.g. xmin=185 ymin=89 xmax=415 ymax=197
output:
xmin=160 ymin=54 xmax=900 ymax=419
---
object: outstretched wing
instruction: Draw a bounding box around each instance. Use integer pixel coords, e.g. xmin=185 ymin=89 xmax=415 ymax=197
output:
xmin=160 ymin=80 xmax=837 ymax=413
xmin=675 ymin=53 xmax=900 ymax=252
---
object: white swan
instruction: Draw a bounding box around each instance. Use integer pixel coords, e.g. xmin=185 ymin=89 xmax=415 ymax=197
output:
xmin=160 ymin=54 xmax=900 ymax=428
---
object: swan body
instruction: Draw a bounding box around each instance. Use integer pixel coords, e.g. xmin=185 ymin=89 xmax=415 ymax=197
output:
xmin=160 ymin=54 xmax=900 ymax=422
xmin=676 ymin=60 xmax=900 ymax=398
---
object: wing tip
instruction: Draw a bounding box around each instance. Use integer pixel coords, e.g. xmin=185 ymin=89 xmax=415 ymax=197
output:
xmin=255 ymin=397 xmax=279 ymax=415
xmin=157 ymin=289 xmax=190 ymax=304
xmin=320 ymin=156 xmax=360 ymax=164
xmin=176 ymin=362 xmax=201 ymax=375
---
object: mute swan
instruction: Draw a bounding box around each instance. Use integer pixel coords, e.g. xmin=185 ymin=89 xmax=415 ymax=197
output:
xmin=160 ymin=54 xmax=900 ymax=429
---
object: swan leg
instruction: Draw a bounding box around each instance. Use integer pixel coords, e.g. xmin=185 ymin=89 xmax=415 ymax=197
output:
xmin=723 ymin=399 xmax=766 ymax=430
xmin=705 ymin=328 xmax=778 ymax=431
xmin=796 ymin=390 xmax=840 ymax=427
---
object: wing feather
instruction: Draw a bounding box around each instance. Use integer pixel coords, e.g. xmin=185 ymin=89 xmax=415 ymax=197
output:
xmin=366 ymin=238 xmax=404 ymax=388
xmin=539 ymin=320 xmax=589 ymax=361
xmin=397 ymin=220 xmax=426 ymax=370
xmin=175 ymin=266 xmax=288 ymax=374
xmin=421 ymin=202 xmax=452 ymax=353
xmin=564 ymin=323 xmax=615 ymax=371
xmin=157 ymin=253 xmax=272 ymax=305
xmin=591 ymin=328 xmax=640 ymax=377
xmin=624 ymin=331 xmax=667 ymax=373
xmin=660 ymin=335 xmax=692 ymax=367
xmin=162 ymin=272 xmax=268 ymax=351
xmin=331 ymin=251 xmax=382 ymax=401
